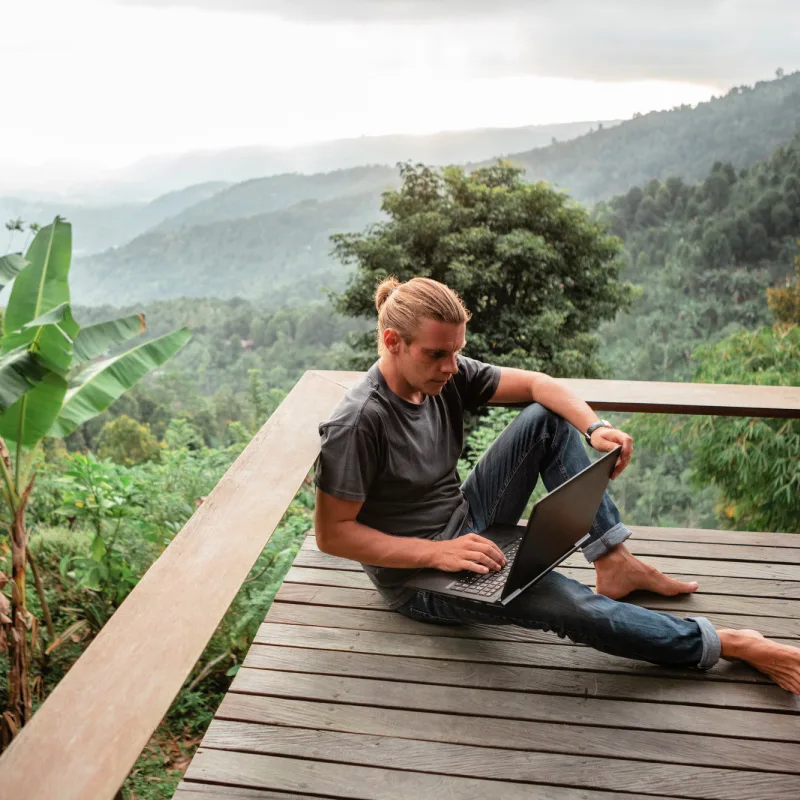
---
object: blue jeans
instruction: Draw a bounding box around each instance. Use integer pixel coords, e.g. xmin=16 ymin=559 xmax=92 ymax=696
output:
xmin=396 ymin=404 xmax=721 ymax=670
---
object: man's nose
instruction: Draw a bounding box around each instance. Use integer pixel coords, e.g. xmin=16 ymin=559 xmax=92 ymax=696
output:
xmin=443 ymin=355 xmax=458 ymax=374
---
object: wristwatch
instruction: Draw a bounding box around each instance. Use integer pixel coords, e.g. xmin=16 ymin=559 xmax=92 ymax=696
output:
xmin=585 ymin=419 xmax=613 ymax=447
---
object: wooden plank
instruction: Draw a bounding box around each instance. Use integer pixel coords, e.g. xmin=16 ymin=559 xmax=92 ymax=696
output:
xmin=185 ymin=747 xmax=671 ymax=800
xmin=230 ymin=665 xmax=800 ymax=747
xmin=629 ymin=526 xmax=800 ymax=549
xmin=266 ymin=598 xmax=800 ymax=644
xmin=304 ymin=525 xmax=800 ymax=549
xmin=0 ymin=371 xmax=347 ymax=800
xmin=284 ymin=564 xmax=800 ymax=600
xmin=202 ymin=719 xmax=799 ymax=800
xmin=254 ymin=622 xmax=771 ymax=684
xmin=275 ymin=582 xmax=800 ymax=622
xmin=296 ymin=545 xmax=800 ymax=583
xmin=173 ymin=784 xmax=321 ymax=799
xmin=245 ymin=643 xmax=800 ymax=714
xmin=292 ymin=550 xmax=800 ymax=599
xmin=316 ymin=370 xmax=800 ymax=419
xmin=216 ymin=694 xmax=800 ymax=777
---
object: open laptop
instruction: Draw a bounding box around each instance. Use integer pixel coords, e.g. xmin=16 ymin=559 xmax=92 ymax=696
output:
xmin=404 ymin=445 xmax=622 ymax=606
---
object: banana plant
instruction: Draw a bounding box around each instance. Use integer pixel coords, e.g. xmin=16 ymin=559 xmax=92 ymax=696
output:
xmin=0 ymin=218 xmax=190 ymax=748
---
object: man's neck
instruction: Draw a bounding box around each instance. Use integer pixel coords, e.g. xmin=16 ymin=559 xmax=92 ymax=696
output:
xmin=378 ymin=356 xmax=425 ymax=404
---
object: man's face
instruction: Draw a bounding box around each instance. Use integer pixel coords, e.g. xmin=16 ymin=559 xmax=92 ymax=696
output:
xmin=389 ymin=318 xmax=466 ymax=396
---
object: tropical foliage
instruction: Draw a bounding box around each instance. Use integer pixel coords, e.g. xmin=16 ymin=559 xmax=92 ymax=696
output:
xmin=333 ymin=161 xmax=634 ymax=376
xmin=0 ymin=218 xmax=189 ymax=746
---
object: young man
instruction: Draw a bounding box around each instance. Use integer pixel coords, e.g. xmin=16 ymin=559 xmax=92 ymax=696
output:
xmin=314 ymin=276 xmax=800 ymax=693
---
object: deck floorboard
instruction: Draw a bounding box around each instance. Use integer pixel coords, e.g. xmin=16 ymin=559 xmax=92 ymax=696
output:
xmin=180 ymin=529 xmax=800 ymax=799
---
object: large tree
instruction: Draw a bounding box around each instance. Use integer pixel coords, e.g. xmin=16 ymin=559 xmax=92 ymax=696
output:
xmin=332 ymin=162 xmax=634 ymax=376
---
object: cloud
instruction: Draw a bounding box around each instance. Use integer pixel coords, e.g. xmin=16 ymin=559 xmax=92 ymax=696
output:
xmin=114 ymin=0 xmax=800 ymax=86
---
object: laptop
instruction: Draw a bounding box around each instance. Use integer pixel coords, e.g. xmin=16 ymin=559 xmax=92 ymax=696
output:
xmin=404 ymin=445 xmax=622 ymax=606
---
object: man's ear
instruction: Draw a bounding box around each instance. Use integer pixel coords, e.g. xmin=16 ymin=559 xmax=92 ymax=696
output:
xmin=383 ymin=328 xmax=402 ymax=354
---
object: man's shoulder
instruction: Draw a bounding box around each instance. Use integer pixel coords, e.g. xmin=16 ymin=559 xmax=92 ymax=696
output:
xmin=321 ymin=370 xmax=387 ymax=433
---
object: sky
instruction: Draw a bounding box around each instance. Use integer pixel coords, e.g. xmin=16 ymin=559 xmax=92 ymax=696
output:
xmin=3 ymin=0 xmax=798 ymax=183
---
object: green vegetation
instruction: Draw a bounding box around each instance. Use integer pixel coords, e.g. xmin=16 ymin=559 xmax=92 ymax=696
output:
xmin=507 ymin=70 xmax=800 ymax=203
xmin=0 ymin=219 xmax=189 ymax=747
xmin=334 ymin=162 xmax=633 ymax=376
xmin=597 ymin=133 xmax=800 ymax=381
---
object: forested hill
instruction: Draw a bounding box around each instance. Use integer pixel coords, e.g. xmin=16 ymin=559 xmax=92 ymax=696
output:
xmin=67 ymin=73 xmax=800 ymax=307
xmin=499 ymin=71 xmax=800 ymax=203
xmin=0 ymin=181 xmax=230 ymax=257
xmin=153 ymin=166 xmax=400 ymax=232
xmin=598 ymin=133 xmax=800 ymax=381
xmin=71 ymin=190 xmax=384 ymax=305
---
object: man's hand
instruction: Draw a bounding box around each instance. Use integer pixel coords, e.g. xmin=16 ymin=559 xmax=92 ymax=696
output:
xmin=429 ymin=533 xmax=507 ymax=574
xmin=590 ymin=427 xmax=633 ymax=479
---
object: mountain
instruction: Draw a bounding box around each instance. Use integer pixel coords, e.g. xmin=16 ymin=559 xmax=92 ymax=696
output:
xmin=110 ymin=121 xmax=617 ymax=198
xmin=1 ymin=181 xmax=230 ymax=257
xmin=154 ymin=166 xmax=400 ymax=232
xmin=500 ymin=71 xmax=800 ymax=203
xmin=71 ymin=190 xmax=383 ymax=305
xmin=72 ymin=72 xmax=800 ymax=307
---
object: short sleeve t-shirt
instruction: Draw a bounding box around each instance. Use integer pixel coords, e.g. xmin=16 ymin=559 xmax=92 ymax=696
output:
xmin=314 ymin=355 xmax=501 ymax=609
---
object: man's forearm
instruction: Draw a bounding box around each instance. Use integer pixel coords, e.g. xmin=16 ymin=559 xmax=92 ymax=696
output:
xmin=533 ymin=373 xmax=600 ymax=434
xmin=317 ymin=519 xmax=437 ymax=569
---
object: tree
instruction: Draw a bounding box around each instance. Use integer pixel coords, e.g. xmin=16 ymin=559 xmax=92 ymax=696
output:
xmin=332 ymin=162 xmax=634 ymax=377
xmin=0 ymin=219 xmax=191 ymax=748
xmin=627 ymin=267 xmax=800 ymax=534
xmin=97 ymin=414 xmax=163 ymax=465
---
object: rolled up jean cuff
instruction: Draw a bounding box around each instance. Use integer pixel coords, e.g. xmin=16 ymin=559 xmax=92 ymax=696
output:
xmin=688 ymin=615 xmax=722 ymax=670
xmin=581 ymin=522 xmax=633 ymax=563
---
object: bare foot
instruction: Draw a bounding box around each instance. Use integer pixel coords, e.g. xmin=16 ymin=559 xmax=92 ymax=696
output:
xmin=719 ymin=628 xmax=800 ymax=695
xmin=594 ymin=544 xmax=699 ymax=600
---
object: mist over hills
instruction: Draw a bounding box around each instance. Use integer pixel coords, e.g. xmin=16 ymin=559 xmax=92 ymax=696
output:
xmin=69 ymin=72 xmax=800 ymax=307
xmin=112 ymin=121 xmax=616 ymax=199
xmin=493 ymin=72 xmax=800 ymax=202
xmin=0 ymin=182 xmax=230 ymax=257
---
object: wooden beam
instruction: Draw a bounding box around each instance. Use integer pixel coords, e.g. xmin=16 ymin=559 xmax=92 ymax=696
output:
xmin=0 ymin=371 xmax=347 ymax=800
xmin=315 ymin=371 xmax=800 ymax=418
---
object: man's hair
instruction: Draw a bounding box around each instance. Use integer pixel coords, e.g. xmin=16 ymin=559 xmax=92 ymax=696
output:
xmin=374 ymin=276 xmax=471 ymax=353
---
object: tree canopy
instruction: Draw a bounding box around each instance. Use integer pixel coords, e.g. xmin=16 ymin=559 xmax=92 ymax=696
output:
xmin=333 ymin=162 xmax=634 ymax=376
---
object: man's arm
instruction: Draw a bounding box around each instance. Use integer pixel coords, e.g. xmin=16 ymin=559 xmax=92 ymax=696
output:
xmin=315 ymin=488 xmax=506 ymax=573
xmin=490 ymin=367 xmax=633 ymax=478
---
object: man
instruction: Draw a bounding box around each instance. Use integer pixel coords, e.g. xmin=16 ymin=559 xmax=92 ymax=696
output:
xmin=314 ymin=276 xmax=800 ymax=693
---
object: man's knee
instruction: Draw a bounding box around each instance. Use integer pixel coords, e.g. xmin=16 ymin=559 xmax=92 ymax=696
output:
xmin=515 ymin=402 xmax=567 ymax=436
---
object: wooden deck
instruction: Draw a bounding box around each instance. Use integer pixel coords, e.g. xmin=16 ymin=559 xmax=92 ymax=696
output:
xmin=176 ymin=525 xmax=800 ymax=800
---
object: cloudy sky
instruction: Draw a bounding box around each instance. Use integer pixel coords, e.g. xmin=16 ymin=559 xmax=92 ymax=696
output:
xmin=4 ymin=0 xmax=798 ymax=180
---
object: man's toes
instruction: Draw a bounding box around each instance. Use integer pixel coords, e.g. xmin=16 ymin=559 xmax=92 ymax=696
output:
xmin=658 ymin=575 xmax=699 ymax=595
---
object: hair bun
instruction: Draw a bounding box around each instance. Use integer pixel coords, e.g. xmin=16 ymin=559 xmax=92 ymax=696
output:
xmin=374 ymin=277 xmax=401 ymax=312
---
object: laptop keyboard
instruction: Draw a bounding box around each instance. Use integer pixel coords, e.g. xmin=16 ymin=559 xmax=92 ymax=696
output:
xmin=447 ymin=538 xmax=522 ymax=597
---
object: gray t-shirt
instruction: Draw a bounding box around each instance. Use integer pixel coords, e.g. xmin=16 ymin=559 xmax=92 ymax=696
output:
xmin=314 ymin=356 xmax=501 ymax=609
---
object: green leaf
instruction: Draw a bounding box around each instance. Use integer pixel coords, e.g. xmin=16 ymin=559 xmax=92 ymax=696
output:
xmin=0 ymin=254 xmax=27 ymax=291
xmin=4 ymin=219 xmax=71 ymax=333
xmin=90 ymin=534 xmax=106 ymax=561
xmin=73 ymin=313 xmax=147 ymax=365
xmin=1 ymin=302 xmax=79 ymax=374
xmin=0 ymin=372 xmax=68 ymax=448
xmin=0 ymin=345 xmax=50 ymax=414
xmin=51 ymin=327 xmax=191 ymax=439
xmin=225 ymin=664 xmax=240 ymax=678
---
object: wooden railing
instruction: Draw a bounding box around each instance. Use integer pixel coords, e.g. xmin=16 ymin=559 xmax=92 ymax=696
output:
xmin=0 ymin=370 xmax=797 ymax=799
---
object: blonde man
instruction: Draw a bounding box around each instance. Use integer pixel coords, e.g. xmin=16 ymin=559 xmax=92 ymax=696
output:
xmin=314 ymin=276 xmax=800 ymax=692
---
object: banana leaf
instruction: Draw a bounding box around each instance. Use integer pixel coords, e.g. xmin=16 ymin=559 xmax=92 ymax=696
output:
xmin=50 ymin=328 xmax=191 ymax=439
xmin=0 ymin=345 xmax=50 ymax=414
xmin=4 ymin=219 xmax=71 ymax=333
xmin=0 ymin=254 xmax=27 ymax=292
xmin=1 ymin=302 xmax=79 ymax=374
xmin=0 ymin=372 xmax=68 ymax=447
xmin=72 ymin=313 xmax=146 ymax=365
